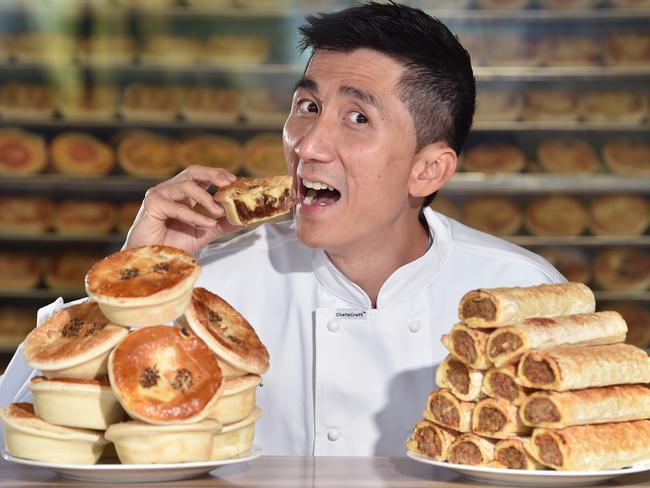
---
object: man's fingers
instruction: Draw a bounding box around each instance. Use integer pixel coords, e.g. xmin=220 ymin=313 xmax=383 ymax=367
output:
xmin=184 ymin=165 xmax=237 ymax=187
xmin=144 ymin=191 xmax=218 ymax=228
xmin=150 ymin=181 xmax=224 ymax=218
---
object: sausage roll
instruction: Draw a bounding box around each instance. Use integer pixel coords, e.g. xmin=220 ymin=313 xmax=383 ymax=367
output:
xmin=530 ymin=420 xmax=650 ymax=471
xmin=458 ymin=282 xmax=595 ymax=328
xmin=486 ymin=311 xmax=627 ymax=367
xmin=521 ymin=385 xmax=650 ymax=429
xmin=517 ymin=343 xmax=650 ymax=391
xmin=481 ymin=365 xmax=528 ymax=406
xmin=423 ymin=389 xmax=475 ymax=433
xmin=471 ymin=397 xmax=531 ymax=439
xmin=406 ymin=419 xmax=458 ymax=461
xmin=494 ymin=437 xmax=545 ymax=470
xmin=441 ymin=324 xmax=492 ymax=370
xmin=435 ymin=354 xmax=484 ymax=402
xmin=447 ymin=433 xmax=497 ymax=466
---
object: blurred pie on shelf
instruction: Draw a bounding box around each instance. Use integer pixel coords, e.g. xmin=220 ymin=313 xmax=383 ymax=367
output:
xmin=52 ymin=200 xmax=116 ymax=235
xmin=538 ymin=247 xmax=591 ymax=284
xmin=538 ymin=0 xmax=600 ymax=7
xmin=116 ymin=201 xmax=141 ymax=233
xmin=602 ymin=139 xmax=650 ymax=176
xmin=0 ymin=253 xmax=41 ymax=291
xmin=0 ymin=83 xmax=57 ymax=119
xmin=0 ymin=36 xmax=13 ymax=62
xmin=482 ymin=36 xmax=539 ymax=67
xmin=462 ymin=144 xmax=525 ymax=173
xmin=606 ymin=33 xmax=650 ymax=66
xmin=429 ymin=195 xmax=460 ymax=221
xmin=59 ymin=86 xmax=117 ymax=121
xmin=536 ymin=138 xmax=600 ymax=174
xmin=589 ymin=194 xmax=649 ymax=236
xmin=457 ymin=33 xmax=483 ymax=65
xmin=0 ymin=128 xmax=47 ymax=176
xmin=523 ymin=90 xmax=579 ymax=121
xmin=45 ymin=253 xmax=100 ymax=291
xmin=140 ymin=36 xmax=201 ymax=66
xmin=177 ymin=134 xmax=242 ymax=173
xmin=0 ymin=197 xmax=53 ymax=234
xmin=243 ymin=133 xmax=287 ymax=177
xmin=203 ymin=35 xmax=270 ymax=64
xmin=474 ymin=90 xmax=522 ymax=122
xmin=593 ymin=247 xmax=650 ymax=291
xmin=117 ymin=131 xmax=178 ymax=178
xmin=12 ymin=33 xmax=76 ymax=63
xmin=242 ymin=88 xmax=293 ymax=124
xmin=0 ymin=308 xmax=35 ymax=348
xmin=538 ymin=37 xmax=601 ymax=66
xmin=600 ymin=302 xmax=650 ymax=348
xmin=120 ymin=84 xmax=181 ymax=121
xmin=461 ymin=196 xmax=522 ymax=236
xmin=181 ymin=87 xmax=241 ymax=123
xmin=581 ymin=90 xmax=645 ymax=122
xmin=475 ymin=0 xmax=530 ymax=8
xmin=609 ymin=0 xmax=650 ymax=6
xmin=51 ymin=132 xmax=116 ymax=176
xmin=78 ymin=36 xmax=135 ymax=65
xmin=525 ymin=195 xmax=589 ymax=236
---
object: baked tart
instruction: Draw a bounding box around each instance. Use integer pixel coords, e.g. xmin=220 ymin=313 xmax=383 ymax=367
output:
xmin=53 ymin=200 xmax=116 ymax=235
xmin=51 ymin=132 xmax=116 ymax=176
xmin=79 ymin=36 xmax=135 ymax=65
xmin=116 ymin=201 xmax=141 ymax=233
xmin=45 ymin=253 xmax=100 ymax=291
xmin=59 ymin=86 xmax=117 ymax=121
xmin=176 ymin=134 xmax=242 ymax=173
xmin=0 ymin=403 xmax=108 ymax=465
xmin=606 ymin=34 xmax=650 ymax=66
xmin=538 ymin=37 xmax=601 ymax=66
xmin=208 ymin=374 xmax=261 ymax=425
xmin=211 ymin=407 xmax=260 ymax=460
xmin=0 ymin=252 xmax=41 ymax=290
xmin=120 ymin=84 xmax=181 ymax=122
xmin=29 ymin=376 xmax=126 ymax=430
xmin=140 ymin=36 xmax=201 ymax=66
xmin=181 ymin=87 xmax=241 ymax=123
xmin=593 ymin=248 xmax=650 ymax=292
xmin=589 ymin=194 xmax=648 ymax=236
xmin=0 ymin=197 xmax=53 ymax=234
xmin=536 ymin=138 xmax=600 ymax=174
xmin=22 ymin=300 xmax=128 ymax=380
xmin=117 ymin=131 xmax=178 ymax=178
xmin=184 ymin=287 xmax=270 ymax=376
xmin=0 ymin=128 xmax=47 ymax=176
xmin=602 ymin=140 xmax=650 ymax=176
xmin=461 ymin=196 xmax=522 ymax=236
xmin=0 ymin=83 xmax=57 ymax=119
xmin=523 ymin=90 xmax=579 ymax=121
xmin=581 ymin=90 xmax=645 ymax=122
xmin=243 ymin=133 xmax=287 ymax=177
xmin=85 ymin=245 xmax=200 ymax=327
xmin=538 ymin=247 xmax=590 ymax=284
xmin=525 ymin=195 xmax=588 ymax=236
xmin=0 ymin=308 xmax=35 ymax=348
xmin=203 ymin=35 xmax=270 ymax=64
xmin=108 ymin=326 xmax=223 ymax=424
xmin=462 ymin=144 xmax=525 ymax=173
xmin=104 ymin=418 xmax=222 ymax=464
xmin=474 ymin=90 xmax=522 ymax=122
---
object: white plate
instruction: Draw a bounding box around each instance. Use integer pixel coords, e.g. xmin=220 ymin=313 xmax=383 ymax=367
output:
xmin=407 ymin=451 xmax=650 ymax=487
xmin=1 ymin=447 xmax=262 ymax=483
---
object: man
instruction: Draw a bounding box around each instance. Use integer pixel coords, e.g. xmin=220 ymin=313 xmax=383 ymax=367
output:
xmin=1 ymin=2 xmax=563 ymax=456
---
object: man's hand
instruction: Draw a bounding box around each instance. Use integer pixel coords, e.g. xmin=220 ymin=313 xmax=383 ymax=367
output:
xmin=125 ymin=165 xmax=243 ymax=254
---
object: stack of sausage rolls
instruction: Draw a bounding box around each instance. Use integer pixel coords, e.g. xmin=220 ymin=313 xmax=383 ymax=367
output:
xmin=407 ymin=282 xmax=650 ymax=471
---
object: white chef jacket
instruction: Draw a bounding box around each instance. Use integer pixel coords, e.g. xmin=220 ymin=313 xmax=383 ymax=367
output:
xmin=0 ymin=208 xmax=564 ymax=457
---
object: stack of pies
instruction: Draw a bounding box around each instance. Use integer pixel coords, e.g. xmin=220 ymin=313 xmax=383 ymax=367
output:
xmin=120 ymin=84 xmax=181 ymax=122
xmin=525 ymin=195 xmax=589 ymax=236
xmin=59 ymin=86 xmax=118 ymax=121
xmin=50 ymin=132 xmax=116 ymax=176
xmin=52 ymin=201 xmax=117 ymax=236
xmin=181 ymin=87 xmax=241 ymax=123
xmin=0 ymin=83 xmax=57 ymax=120
xmin=0 ymin=196 xmax=53 ymax=234
xmin=602 ymin=139 xmax=650 ymax=176
xmin=243 ymin=133 xmax=287 ymax=177
xmin=0 ymin=252 xmax=42 ymax=291
xmin=0 ymin=128 xmax=47 ymax=177
xmin=461 ymin=196 xmax=522 ymax=236
xmin=536 ymin=138 xmax=600 ymax=174
xmin=117 ymin=131 xmax=178 ymax=178
xmin=407 ymin=282 xmax=650 ymax=471
xmin=176 ymin=134 xmax=242 ymax=174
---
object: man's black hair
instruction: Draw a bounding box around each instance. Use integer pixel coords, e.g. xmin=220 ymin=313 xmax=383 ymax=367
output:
xmin=298 ymin=1 xmax=476 ymax=208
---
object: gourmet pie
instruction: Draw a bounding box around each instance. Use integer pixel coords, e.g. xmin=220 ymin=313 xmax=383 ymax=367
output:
xmin=45 ymin=253 xmax=100 ymax=291
xmin=538 ymin=37 xmax=601 ymax=66
xmin=214 ymin=175 xmax=295 ymax=227
xmin=59 ymin=86 xmax=118 ymax=121
xmin=208 ymin=374 xmax=261 ymax=425
xmin=525 ymin=195 xmax=588 ymax=236
xmin=104 ymin=418 xmax=222 ymax=464
xmin=22 ymin=300 xmax=128 ymax=380
xmin=538 ymin=248 xmax=590 ymax=284
xmin=461 ymin=196 xmax=522 ymax=236
xmin=51 ymin=132 xmax=116 ymax=176
xmin=184 ymin=287 xmax=270 ymax=376
xmin=117 ymin=131 xmax=178 ymax=178
xmin=29 ymin=376 xmax=127 ymax=430
xmin=85 ymin=245 xmax=200 ymax=326
xmin=120 ymin=84 xmax=181 ymax=121
xmin=108 ymin=326 xmax=223 ymax=424
xmin=605 ymin=34 xmax=650 ymax=66
xmin=602 ymin=301 xmax=650 ymax=348
xmin=474 ymin=90 xmax=522 ymax=122
xmin=462 ymin=144 xmax=525 ymax=174
xmin=0 ymin=83 xmax=57 ymax=119
xmin=53 ymin=200 xmax=116 ymax=235
xmin=0 ymin=252 xmax=41 ymax=290
xmin=0 ymin=128 xmax=47 ymax=176
xmin=181 ymin=87 xmax=241 ymax=123
xmin=435 ymin=354 xmax=484 ymax=402
xmin=522 ymin=90 xmax=579 ymax=121
xmin=589 ymin=194 xmax=648 ymax=236
xmin=203 ymin=35 xmax=270 ymax=64
xmin=177 ymin=134 xmax=242 ymax=173
xmin=471 ymin=397 xmax=531 ymax=439
xmin=140 ymin=36 xmax=201 ymax=66
xmin=593 ymin=247 xmax=650 ymax=291
xmin=243 ymin=133 xmax=287 ymax=177
xmin=536 ymin=138 xmax=600 ymax=174
xmin=602 ymin=140 xmax=650 ymax=176
xmin=0 ymin=402 xmax=108 ymax=464
xmin=0 ymin=197 xmax=53 ymax=234
xmin=406 ymin=419 xmax=458 ymax=462
xmin=581 ymin=90 xmax=645 ymax=122
xmin=211 ymin=407 xmax=260 ymax=460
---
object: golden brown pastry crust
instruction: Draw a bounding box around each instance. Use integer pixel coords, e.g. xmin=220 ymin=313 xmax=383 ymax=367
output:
xmin=494 ymin=437 xmax=545 ymax=470
xmin=461 ymin=196 xmax=522 ymax=236
xmin=435 ymin=354 xmax=484 ymax=402
xmin=481 ymin=365 xmax=528 ymax=406
xmin=589 ymin=194 xmax=648 ymax=236
xmin=581 ymin=90 xmax=645 ymax=122
xmin=471 ymin=397 xmax=531 ymax=439
xmin=0 ymin=128 xmax=47 ymax=176
xmin=536 ymin=138 xmax=600 ymax=174
xmin=606 ymin=34 xmax=650 ymax=66
xmin=538 ymin=37 xmax=601 ymax=66
xmin=593 ymin=248 xmax=650 ymax=292
xmin=523 ymin=90 xmax=579 ymax=121
xmin=181 ymin=87 xmax=241 ymax=123
xmin=50 ymin=132 xmax=116 ymax=176
xmin=447 ymin=433 xmax=497 ymax=466
xmin=474 ymin=90 xmax=522 ymax=122
xmin=120 ymin=84 xmax=181 ymax=121
xmin=0 ymin=252 xmax=41 ymax=290
xmin=52 ymin=201 xmax=116 ymax=235
xmin=0 ymin=197 xmax=53 ymax=234
xmin=243 ymin=134 xmax=287 ymax=177
xmin=406 ymin=419 xmax=458 ymax=461
xmin=482 ymin=37 xmax=539 ymax=67
xmin=441 ymin=324 xmax=493 ymax=369
xmin=525 ymin=195 xmax=588 ymax=236
xmin=177 ymin=134 xmax=242 ymax=173
xmin=117 ymin=131 xmax=178 ymax=178
xmin=602 ymin=140 xmax=650 ymax=176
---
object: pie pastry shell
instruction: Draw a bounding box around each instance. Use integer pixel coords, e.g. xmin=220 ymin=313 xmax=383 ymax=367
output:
xmin=0 ymin=403 xmax=108 ymax=465
xmin=29 ymin=376 xmax=127 ymax=430
xmin=0 ymin=128 xmax=47 ymax=176
xmin=211 ymin=407 xmax=261 ymax=460
xmin=208 ymin=374 xmax=261 ymax=425
xmin=104 ymin=418 xmax=222 ymax=464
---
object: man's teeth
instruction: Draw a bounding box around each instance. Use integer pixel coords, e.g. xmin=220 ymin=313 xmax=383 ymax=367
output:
xmin=303 ymin=189 xmax=317 ymax=206
xmin=303 ymin=180 xmax=335 ymax=191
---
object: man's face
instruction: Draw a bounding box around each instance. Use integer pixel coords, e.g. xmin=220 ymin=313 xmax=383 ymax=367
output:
xmin=283 ymin=48 xmax=419 ymax=253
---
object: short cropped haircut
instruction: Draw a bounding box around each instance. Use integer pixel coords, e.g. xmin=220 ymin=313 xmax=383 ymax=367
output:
xmin=298 ymin=1 xmax=476 ymax=207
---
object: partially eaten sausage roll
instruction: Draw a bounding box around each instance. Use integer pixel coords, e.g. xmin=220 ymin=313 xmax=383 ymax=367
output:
xmin=423 ymin=389 xmax=475 ymax=433
xmin=494 ymin=437 xmax=545 ymax=470
xmin=521 ymin=385 xmax=650 ymax=429
xmin=481 ymin=366 xmax=528 ymax=406
xmin=447 ymin=433 xmax=497 ymax=466
xmin=458 ymin=282 xmax=595 ymax=328
xmin=406 ymin=419 xmax=458 ymax=461
xmin=530 ymin=420 xmax=650 ymax=471
xmin=471 ymin=398 xmax=531 ymax=439
xmin=487 ymin=311 xmax=627 ymax=367
xmin=516 ymin=343 xmax=650 ymax=391
xmin=435 ymin=355 xmax=484 ymax=402
xmin=441 ymin=324 xmax=492 ymax=370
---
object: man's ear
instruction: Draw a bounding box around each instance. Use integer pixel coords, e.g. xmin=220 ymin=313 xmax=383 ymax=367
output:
xmin=408 ymin=142 xmax=457 ymax=198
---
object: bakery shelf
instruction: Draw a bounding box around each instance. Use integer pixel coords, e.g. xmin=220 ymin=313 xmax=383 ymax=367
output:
xmin=0 ymin=289 xmax=85 ymax=301
xmin=0 ymin=175 xmax=159 ymax=194
xmin=472 ymin=121 xmax=650 ymax=132
xmin=474 ymin=66 xmax=650 ymax=81
xmin=0 ymin=233 xmax=126 ymax=245
xmin=506 ymin=236 xmax=650 ymax=247
xmin=594 ymin=291 xmax=650 ymax=301
xmin=426 ymin=7 xmax=650 ymax=21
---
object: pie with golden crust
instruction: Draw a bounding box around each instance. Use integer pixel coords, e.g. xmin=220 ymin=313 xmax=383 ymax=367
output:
xmin=538 ymin=0 xmax=599 ymax=7
xmin=117 ymin=131 xmax=178 ymax=178
xmin=474 ymin=90 xmax=522 ymax=122
xmin=208 ymin=374 xmax=261 ymax=425
xmin=475 ymin=0 xmax=529 ymax=8
xmin=120 ymin=84 xmax=181 ymax=121
xmin=51 ymin=132 xmax=116 ymax=176
xmin=59 ymin=86 xmax=117 ymax=121
xmin=52 ymin=200 xmax=116 ymax=235
xmin=0 ymin=83 xmax=57 ymax=119
xmin=602 ymin=140 xmax=650 ymax=176
xmin=184 ymin=287 xmax=270 ymax=376
xmin=22 ymin=300 xmax=128 ymax=380
xmin=537 ymin=138 xmax=600 ymax=174
xmin=601 ymin=301 xmax=650 ymax=348
xmin=182 ymin=87 xmax=241 ymax=123
xmin=589 ymin=194 xmax=648 ymax=236
xmin=610 ymin=0 xmax=650 ymax=6
xmin=0 ymin=128 xmax=47 ymax=176
xmin=108 ymin=325 xmax=224 ymax=425
xmin=538 ymin=37 xmax=601 ymax=66
xmin=539 ymin=248 xmax=590 ymax=284
xmin=177 ymin=134 xmax=242 ymax=173
xmin=0 ymin=197 xmax=53 ymax=234
xmin=85 ymin=245 xmax=200 ymax=326
xmin=203 ymin=35 xmax=270 ymax=64
xmin=593 ymin=248 xmax=650 ymax=291
xmin=0 ymin=252 xmax=41 ymax=290
xmin=523 ymin=90 xmax=579 ymax=121
xmin=462 ymin=144 xmax=525 ymax=173
xmin=525 ymin=195 xmax=588 ymax=236
xmin=243 ymin=133 xmax=287 ymax=177
xmin=482 ymin=36 xmax=539 ymax=67
xmin=45 ymin=252 xmax=99 ymax=291
xmin=581 ymin=90 xmax=645 ymax=122
xmin=606 ymin=34 xmax=650 ymax=66
xmin=461 ymin=196 xmax=522 ymax=236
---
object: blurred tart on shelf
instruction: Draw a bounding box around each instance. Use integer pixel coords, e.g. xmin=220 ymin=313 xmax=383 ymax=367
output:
xmin=475 ymin=0 xmax=530 ymax=8
xmin=51 ymin=132 xmax=116 ymax=176
xmin=536 ymin=138 xmax=600 ymax=174
xmin=429 ymin=195 xmax=460 ymax=221
xmin=117 ymin=131 xmax=178 ymax=178
xmin=0 ymin=197 xmax=53 ymax=234
xmin=78 ymin=36 xmax=135 ymax=65
xmin=243 ymin=133 xmax=286 ymax=177
xmin=52 ymin=200 xmax=116 ymax=235
xmin=0 ymin=308 xmax=35 ymax=348
xmin=538 ymin=247 xmax=591 ymax=284
xmin=140 ymin=36 xmax=202 ymax=66
xmin=461 ymin=196 xmax=522 ymax=236
xmin=525 ymin=195 xmax=589 ymax=236
xmin=120 ymin=84 xmax=181 ymax=121
xmin=606 ymin=33 xmax=650 ymax=66
xmin=0 ymin=83 xmax=57 ymax=119
xmin=0 ymin=252 xmax=41 ymax=291
xmin=45 ymin=252 xmax=100 ymax=291
xmin=589 ymin=194 xmax=649 ymax=236
xmin=59 ymin=86 xmax=117 ymax=121
xmin=474 ymin=90 xmax=522 ymax=122
xmin=116 ymin=201 xmax=141 ymax=233
xmin=581 ymin=90 xmax=645 ymax=122
xmin=203 ymin=35 xmax=270 ymax=64
xmin=242 ymin=88 xmax=292 ymax=124
xmin=593 ymin=247 xmax=650 ymax=291
xmin=523 ymin=90 xmax=579 ymax=121
xmin=12 ymin=33 xmax=77 ymax=63
xmin=538 ymin=0 xmax=600 ymax=7
xmin=538 ymin=37 xmax=601 ymax=66
xmin=177 ymin=134 xmax=242 ymax=173
xmin=602 ymin=139 xmax=650 ymax=175
xmin=600 ymin=301 xmax=650 ymax=348
xmin=462 ymin=144 xmax=525 ymax=173
xmin=0 ymin=128 xmax=47 ymax=176
xmin=181 ymin=87 xmax=241 ymax=123
xmin=482 ymin=36 xmax=539 ymax=67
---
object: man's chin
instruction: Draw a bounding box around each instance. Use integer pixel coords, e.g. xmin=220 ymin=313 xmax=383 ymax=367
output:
xmin=295 ymin=220 xmax=331 ymax=249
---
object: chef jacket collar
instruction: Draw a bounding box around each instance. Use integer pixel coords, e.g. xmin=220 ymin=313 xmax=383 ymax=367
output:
xmin=312 ymin=208 xmax=449 ymax=309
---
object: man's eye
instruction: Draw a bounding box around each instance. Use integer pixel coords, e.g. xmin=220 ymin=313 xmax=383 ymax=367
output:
xmin=298 ymin=100 xmax=318 ymax=113
xmin=349 ymin=111 xmax=368 ymax=124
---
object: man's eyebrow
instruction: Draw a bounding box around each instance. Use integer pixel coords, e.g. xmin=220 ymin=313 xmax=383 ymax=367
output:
xmin=339 ymin=85 xmax=381 ymax=111
xmin=293 ymin=77 xmax=317 ymax=93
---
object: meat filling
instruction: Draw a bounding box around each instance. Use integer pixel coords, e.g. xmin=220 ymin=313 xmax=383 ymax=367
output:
xmin=524 ymin=398 xmax=561 ymax=424
xmin=522 ymin=357 xmax=555 ymax=385
xmin=489 ymin=332 xmax=523 ymax=358
xmin=490 ymin=373 xmax=518 ymax=402
xmin=452 ymin=331 xmax=477 ymax=365
xmin=415 ymin=426 xmax=442 ymax=459
xmin=477 ymin=407 xmax=507 ymax=433
xmin=462 ymin=297 xmax=497 ymax=321
xmin=234 ymin=189 xmax=292 ymax=223
xmin=497 ymin=446 xmax=526 ymax=470
xmin=430 ymin=395 xmax=459 ymax=428
xmin=450 ymin=441 xmax=482 ymax=465
xmin=447 ymin=359 xmax=470 ymax=395
xmin=535 ymin=433 xmax=563 ymax=467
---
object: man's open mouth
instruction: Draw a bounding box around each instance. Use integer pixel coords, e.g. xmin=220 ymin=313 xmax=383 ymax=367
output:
xmin=299 ymin=178 xmax=341 ymax=206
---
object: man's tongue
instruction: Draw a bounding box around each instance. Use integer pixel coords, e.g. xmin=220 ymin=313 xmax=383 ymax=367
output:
xmin=303 ymin=188 xmax=340 ymax=206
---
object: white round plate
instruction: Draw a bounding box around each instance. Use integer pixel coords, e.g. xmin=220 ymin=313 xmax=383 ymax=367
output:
xmin=1 ymin=447 xmax=262 ymax=483
xmin=407 ymin=451 xmax=650 ymax=487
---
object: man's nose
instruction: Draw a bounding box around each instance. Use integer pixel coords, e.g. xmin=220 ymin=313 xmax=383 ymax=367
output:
xmin=294 ymin=114 xmax=334 ymax=163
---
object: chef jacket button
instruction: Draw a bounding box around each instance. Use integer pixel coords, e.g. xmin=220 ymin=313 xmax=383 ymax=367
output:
xmin=409 ymin=321 xmax=421 ymax=333
xmin=327 ymin=429 xmax=342 ymax=441
xmin=327 ymin=320 xmax=340 ymax=332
